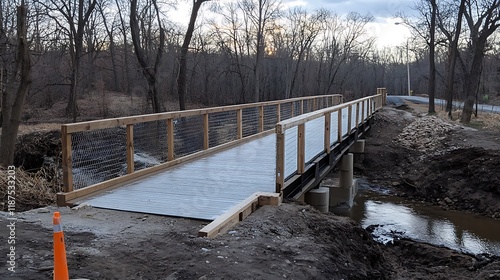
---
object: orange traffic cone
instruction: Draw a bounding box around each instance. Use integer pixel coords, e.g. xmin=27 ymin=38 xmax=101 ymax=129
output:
xmin=53 ymin=211 xmax=69 ymax=280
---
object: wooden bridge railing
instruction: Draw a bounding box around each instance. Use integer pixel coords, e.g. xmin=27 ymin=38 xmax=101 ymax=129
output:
xmin=275 ymin=88 xmax=386 ymax=195
xmin=58 ymin=94 xmax=343 ymax=205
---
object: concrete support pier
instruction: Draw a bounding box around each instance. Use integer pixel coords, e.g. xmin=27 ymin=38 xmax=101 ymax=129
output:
xmin=324 ymin=153 xmax=357 ymax=212
xmin=349 ymin=139 xmax=366 ymax=164
xmin=304 ymin=187 xmax=330 ymax=213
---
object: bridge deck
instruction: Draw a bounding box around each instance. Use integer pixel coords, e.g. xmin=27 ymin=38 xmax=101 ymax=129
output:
xmin=77 ymin=133 xmax=278 ymax=220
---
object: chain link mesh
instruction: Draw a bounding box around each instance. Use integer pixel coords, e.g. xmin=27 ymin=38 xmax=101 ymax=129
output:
xmin=264 ymin=105 xmax=278 ymax=131
xmin=133 ymin=121 xmax=168 ymax=171
xmin=71 ymin=128 xmax=127 ymax=190
xmin=280 ymin=102 xmax=293 ymax=121
xmin=209 ymin=111 xmax=237 ymax=148
xmin=175 ymin=115 xmax=204 ymax=157
xmin=242 ymin=107 xmax=259 ymax=137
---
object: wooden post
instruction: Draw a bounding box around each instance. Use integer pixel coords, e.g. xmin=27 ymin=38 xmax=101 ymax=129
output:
xmin=297 ymin=123 xmax=305 ymax=174
xmin=300 ymin=100 xmax=304 ymax=115
xmin=338 ymin=109 xmax=342 ymax=143
xmin=126 ymin=124 xmax=134 ymax=174
xmin=324 ymin=112 xmax=331 ymax=154
xmin=61 ymin=126 xmax=73 ymax=192
xmin=347 ymin=105 xmax=352 ymax=135
xmin=291 ymin=101 xmax=295 ymax=117
xmin=203 ymin=114 xmax=209 ymax=149
xmin=167 ymin=118 xmax=175 ymax=160
xmin=313 ymin=98 xmax=318 ymax=111
xmin=237 ymin=109 xmax=243 ymax=139
xmin=275 ymin=129 xmax=285 ymax=193
xmin=259 ymin=106 xmax=264 ymax=132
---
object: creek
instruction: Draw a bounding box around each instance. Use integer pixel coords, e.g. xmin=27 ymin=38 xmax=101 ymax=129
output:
xmin=338 ymin=181 xmax=500 ymax=256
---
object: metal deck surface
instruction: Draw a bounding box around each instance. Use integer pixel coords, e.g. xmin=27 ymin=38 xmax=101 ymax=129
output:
xmin=77 ymin=102 xmax=369 ymax=220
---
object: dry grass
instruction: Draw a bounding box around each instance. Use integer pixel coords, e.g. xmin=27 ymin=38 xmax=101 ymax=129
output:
xmin=0 ymin=167 xmax=61 ymax=212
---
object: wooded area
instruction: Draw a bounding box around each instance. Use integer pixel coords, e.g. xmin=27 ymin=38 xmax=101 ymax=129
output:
xmin=0 ymin=0 xmax=499 ymax=166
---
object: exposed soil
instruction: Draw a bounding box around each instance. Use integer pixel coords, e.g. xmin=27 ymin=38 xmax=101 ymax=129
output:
xmin=2 ymin=101 xmax=500 ymax=279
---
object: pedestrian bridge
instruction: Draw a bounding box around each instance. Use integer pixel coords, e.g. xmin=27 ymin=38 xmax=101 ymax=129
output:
xmin=57 ymin=89 xmax=387 ymax=224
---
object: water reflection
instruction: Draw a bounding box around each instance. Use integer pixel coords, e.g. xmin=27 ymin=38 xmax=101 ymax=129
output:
xmin=343 ymin=190 xmax=500 ymax=256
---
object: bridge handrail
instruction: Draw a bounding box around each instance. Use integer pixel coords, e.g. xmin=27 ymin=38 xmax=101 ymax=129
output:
xmin=275 ymin=88 xmax=387 ymax=194
xmin=59 ymin=94 xmax=343 ymax=205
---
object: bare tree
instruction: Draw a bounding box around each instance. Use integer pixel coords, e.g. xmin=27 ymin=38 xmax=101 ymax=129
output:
xmin=428 ymin=0 xmax=437 ymax=113
xmin=0 ymin=1 xmax=32 ymax=166
xmin=239 ymin=0 xmax=281 ymax=102
xmin=177 ymin=0 xmax=211 ymax=110
xmin=460 ymin=0 xmax=500 ymax=123
xmin=130 ymin=0 xmax=165 ymax=113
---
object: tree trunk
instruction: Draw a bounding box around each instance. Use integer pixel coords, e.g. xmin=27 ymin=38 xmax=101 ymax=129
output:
xmin=0 ymin=3 xmax=32 ymax=167
xmin=178 ymin=0 xmax=209 ymax=110
xmin=428 ymin=0 xmax=437 ymax=113
xmin=460 ymin=50 xmax=484 ymax=123
xmin=445 ymin=0 xmax=466 ymax=117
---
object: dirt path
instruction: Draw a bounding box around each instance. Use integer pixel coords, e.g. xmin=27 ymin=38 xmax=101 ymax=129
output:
xmin=2 ymin=102 xmax=500 ymax=280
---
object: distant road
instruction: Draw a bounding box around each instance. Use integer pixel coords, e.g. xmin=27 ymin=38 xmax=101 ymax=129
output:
xmin=386 ymin=95 xmax=500 ymax=114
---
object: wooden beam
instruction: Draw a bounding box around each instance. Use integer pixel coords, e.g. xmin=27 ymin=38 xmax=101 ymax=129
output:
xmin=61 ymin=125 xmax=73 ymax=194
xmin=324 ymin=112 xmax=331 ymax=154
xmin=290 ymin=101 xmax=295 ymax=117
xmin=167 ymin=118 xmax=175 ymax=161
xmin=355 ymin=103 xmax=360 ymax=129
xmin=362 ymin=100 xmax=365 ymax=124
xmin=126 ymin=124 xmax=134 ymax=174
xmin=198 ymin=192 xmax=282 ymax=238
xmin=237 ymin=109 xmax=243 ymax=139
xmin=203 ymin=113 xmax=209 ymax=149
xmin=300 ymin=100 xmax=304 ymax=115
xmin=297 ymin=123 xmax=305 ymax=174
xmin=275 ymin=132 xmax=285 ymax=193
xmin=276 ymin=104 xmax=281 ymax=122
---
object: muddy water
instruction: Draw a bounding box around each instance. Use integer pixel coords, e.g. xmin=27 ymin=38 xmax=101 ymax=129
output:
xmin=339 ymin=183 xmax=500 ymax=256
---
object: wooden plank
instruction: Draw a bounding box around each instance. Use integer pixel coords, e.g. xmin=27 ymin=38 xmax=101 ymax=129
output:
xmin=198 ymin=192 xmax=281 ymax=238
xmin=297 ymin=123 xmax=305 ymax=174
xmin=203 ymin=113 xmax=209 ymax=149
xmin=324 ymin=112 xmax=331 ymax=154
xmin=60 ymin=130 xmax=275 ymax=204
xmin=61 ymin=125 xmax=73 ymax=194
xmin=275 ymin=132 xmax=285 ymax=193
xmin=300 ymin=100 xmax=304 ymax=115
xmin=167 ymin=118 xmax=174 ymax=160
xmin=237 ymin=109 xmax=243 ymax=139
xmin=126 ymin=124 xmax=134 ymax=174
xmin=290 ymin=101 xmax=295 ymax=117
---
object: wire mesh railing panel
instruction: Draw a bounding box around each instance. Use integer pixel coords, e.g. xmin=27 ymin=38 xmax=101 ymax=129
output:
xmin=330 ymin=112 xmax=339 ymax=145
xmin=284 ymin=126 xmax=298 ymax=179
xmin=293 ymin=101 xmax=301 ymax=116
xmin=350 ymin=106 xmax=357 ymax=131
xmin=264 ymin=105 xmax=278 ymax=131
xmin=209 ymin=111 xmax=237 ymax=148
xmin=302 ymin=100 xmax=311 ymax=114
xmin=341 ymin=107 xmax=349 ymax=137
xmin=280 ymin=102 xmax=293 ymax=121
xmin=71 ymin=128 xmax=127 ymax=190
xmin=305 ymin=117 xmax=325 ymax=163
xmin=242 ymin=107 xmax=259 ymax=138
xmin=174 ymin=115 xmax=205 ymax=157
xmin=133 ymin=121 xmax=168 ymax=171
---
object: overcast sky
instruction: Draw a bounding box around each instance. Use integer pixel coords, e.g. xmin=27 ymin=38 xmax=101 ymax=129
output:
xmin=170 ymin=0 xmax=417 ymax=48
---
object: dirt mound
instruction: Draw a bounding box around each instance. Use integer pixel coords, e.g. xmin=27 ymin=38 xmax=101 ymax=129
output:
xmin=14 ymin=130 xmax=61 ymax=171
xmin=402 ymin=148 xmax=500 ymax=217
